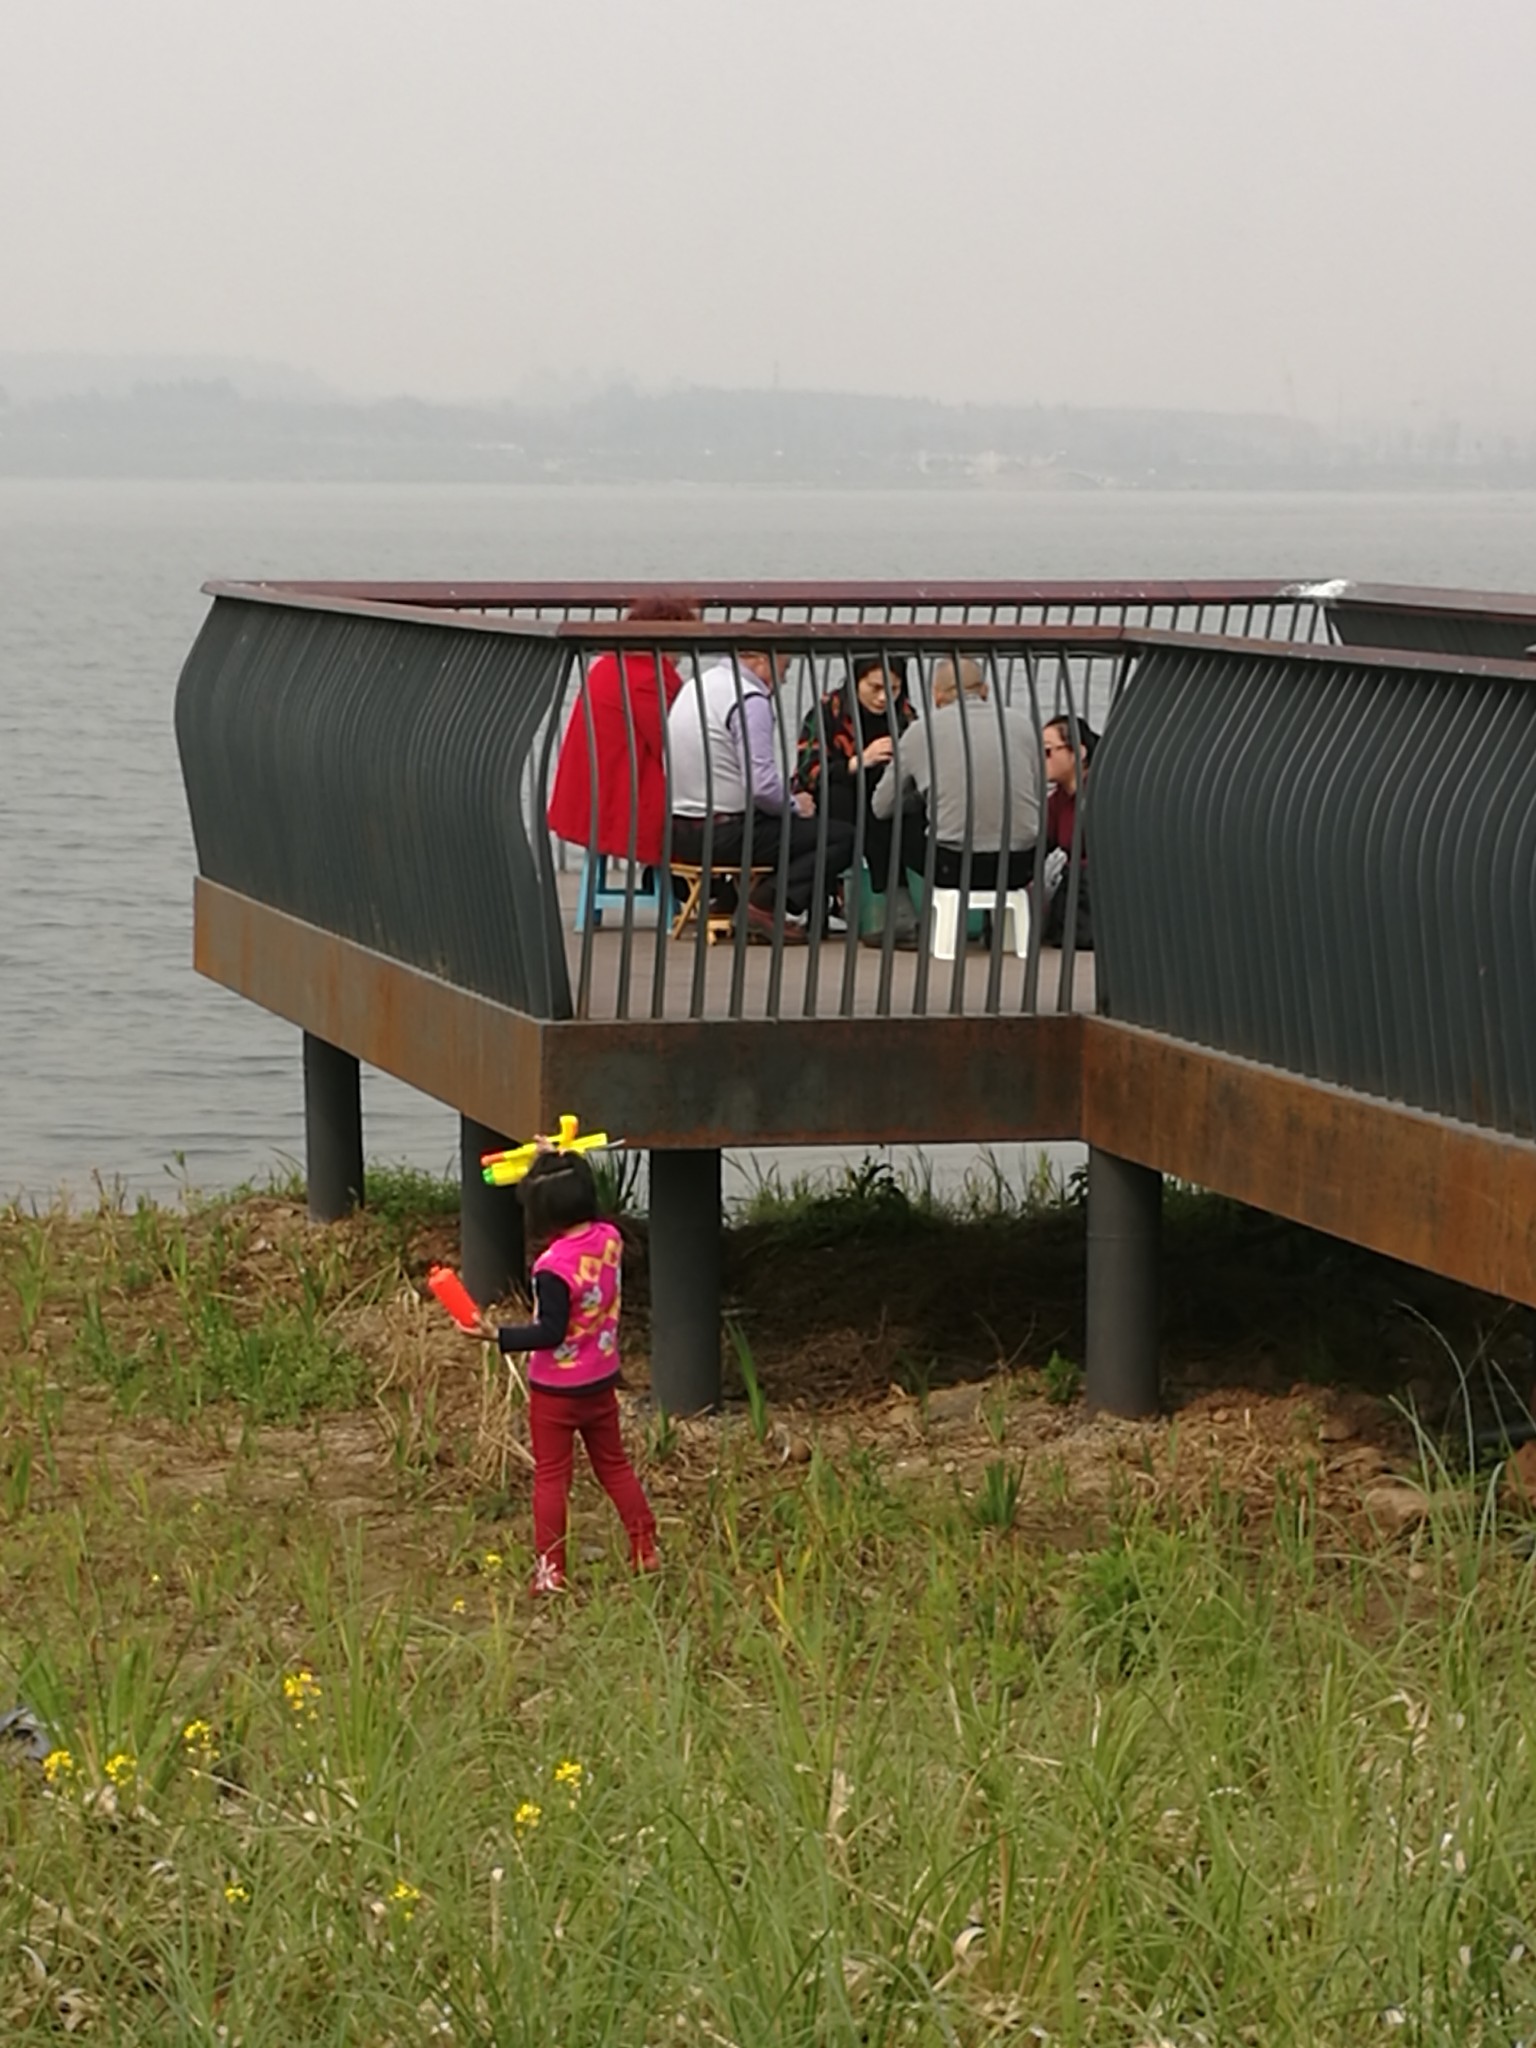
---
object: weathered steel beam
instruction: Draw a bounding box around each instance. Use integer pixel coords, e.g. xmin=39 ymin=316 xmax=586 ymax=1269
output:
xmin=193 ymin=881 xmax=1085 ymax=1149
xmin=194 ymin=880 xmax=547 ymax=1141
xmin=1080 ymin=1019 xmax=1536 ymax=1309
xmin=538 ymin=1014 xmax=1084 ymax=1149
xmin=196 ymin=881 xmax=1536 ymax=1326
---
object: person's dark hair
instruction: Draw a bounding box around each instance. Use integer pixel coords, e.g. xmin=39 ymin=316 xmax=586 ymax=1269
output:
xmin=850 ymin=652 xmax=909 ymax=687
xmin=624 ymin=595 xmax=703 ymax=623
xmin=1044 ymin=715 xmax=1098 ymax=762
xmin=517 ymin=1150 xmax=600 ymax=1244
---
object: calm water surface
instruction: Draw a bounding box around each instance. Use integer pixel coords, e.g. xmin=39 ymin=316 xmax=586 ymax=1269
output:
xmin=3 ymin=480 xmax=1534 ymax=1203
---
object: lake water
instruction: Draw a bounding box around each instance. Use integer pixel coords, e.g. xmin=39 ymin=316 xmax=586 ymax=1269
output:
xmin=3 ymin=479 xmax=1534 ymax=1206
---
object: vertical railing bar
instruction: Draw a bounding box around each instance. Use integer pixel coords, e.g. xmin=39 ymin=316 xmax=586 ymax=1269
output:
xmin=651 ymin=644 xmax=678 ymax=1023
xmin=685 ymin=646 xmax=714 ymax=1021
xmin=871 ymin=642 xmax=905 ymax=1019
xmin=726 ymin=647 xmax=759 ymax=1021
xmin=1055 ymin=657 xmax=1088 ymax=1017
xmin=981 ymin=646 xmax=1011 ymax=1018
xmin=947 ymin=639 xmax=977 ymax=1017
xmin=610 ymin=638 xmax=646 ymax=1023
xmin=910 ymin=652 xmax=939 ymax=1018
xmin=573 ymin=647 xmax=600 ymax=1020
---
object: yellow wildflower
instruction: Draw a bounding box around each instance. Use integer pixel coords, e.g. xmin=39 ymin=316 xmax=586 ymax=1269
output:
xmin=553 ymin=1758 xmax=584 ymax=1807
xmin=481 ymin=1551 xmax=504 ymax=1575
xmin=104 ymin=1751 xmax=137 ymax=1789
xmin=390 ymin=1879 xmax=422 ymax=1921
xmin=182 ymin=1718 xmax=216 ymax=1762
xmin=41 ymin=1748 xmax=75 ymax=1787
xmin=451 ymin=1597 xmax=467 ymax=1615
xmin=514 ymin=1799 xmax=542 ymax=1833
xmin=282 ymin=1668 xmax=322 ymax=1720
xmin=224 ymin=1882 xmax=250 ymax=1905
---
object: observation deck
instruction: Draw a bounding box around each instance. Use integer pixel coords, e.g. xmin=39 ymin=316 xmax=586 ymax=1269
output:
xmin=175 ymin=578 xmax=1536 ymax=1413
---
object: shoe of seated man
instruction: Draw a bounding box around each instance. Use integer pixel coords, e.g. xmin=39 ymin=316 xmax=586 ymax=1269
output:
xmin=744 ymin=899 xmax=807 ymax=945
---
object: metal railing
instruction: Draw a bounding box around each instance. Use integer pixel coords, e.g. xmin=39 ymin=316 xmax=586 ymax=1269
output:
xmin=545 ymin=620 xmax=1121 ymax=1024
xmin=176 ymin=592 xmax=1128 ymax=1024
xmin=1091 ymin=633 xmax=1536 ymax=1137
xmin=175 ymin=577 xmax=1536 ymax=1142
xmin=249 ymin=576 xmax=1336 ymax=640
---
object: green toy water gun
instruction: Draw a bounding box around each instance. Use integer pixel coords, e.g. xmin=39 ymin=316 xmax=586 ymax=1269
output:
xmin=481 ymin=1114 xmax=621 ymax=1187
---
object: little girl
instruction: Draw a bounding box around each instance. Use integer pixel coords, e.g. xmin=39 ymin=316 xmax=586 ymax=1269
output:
xmin=474 ymin=1150 xmax=657 ymax=1593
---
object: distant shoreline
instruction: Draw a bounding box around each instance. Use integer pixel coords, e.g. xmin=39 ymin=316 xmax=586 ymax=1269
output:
xmin=4 ymin=374 xmax=1531 ymax=492
xmin=5 ymin=467 xmax=1536 ymax=493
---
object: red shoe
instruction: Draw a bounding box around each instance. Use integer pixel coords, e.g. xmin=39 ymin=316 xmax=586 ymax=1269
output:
xmin=530 ymin=1553 xmax=566 ymax=1596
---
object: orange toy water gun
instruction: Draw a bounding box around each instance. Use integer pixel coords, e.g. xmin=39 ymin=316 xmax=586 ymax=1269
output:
xmin=426 ymin=1264 xmax=484 ymax=1332
xmin=480 ymin=1113 xmax=621 ymax=1187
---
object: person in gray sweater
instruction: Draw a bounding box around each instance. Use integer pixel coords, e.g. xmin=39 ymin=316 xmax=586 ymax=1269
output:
xmin=871 ymin=656 xmax=1043 ymax=889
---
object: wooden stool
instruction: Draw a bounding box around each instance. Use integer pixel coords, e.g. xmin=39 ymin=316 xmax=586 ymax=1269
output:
xmin=669 ymin=863 xmax=776 ymax=944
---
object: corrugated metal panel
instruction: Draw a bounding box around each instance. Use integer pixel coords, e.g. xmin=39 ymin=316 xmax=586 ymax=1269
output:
xmin=175 ymin=593 xmax=574 ymax=1018
xmin=1091 ymin=639 xmax=1536 ymax=1135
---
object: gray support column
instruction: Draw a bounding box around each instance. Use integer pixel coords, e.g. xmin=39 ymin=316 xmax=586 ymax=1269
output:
xmin=1085 ymin=1147 xmax=1162 ymax=1418
xmin=302 ymin=1032 xmax=364 ymax=1222
xmin=648 ymin=1148 xmax=723 ymax=1415
xmin=460 ymin=1116 xmax=525 ymax=1307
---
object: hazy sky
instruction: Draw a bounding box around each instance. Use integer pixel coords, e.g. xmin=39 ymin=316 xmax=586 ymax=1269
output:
xmin=6 ymin=0 xmax=1534 ymax=423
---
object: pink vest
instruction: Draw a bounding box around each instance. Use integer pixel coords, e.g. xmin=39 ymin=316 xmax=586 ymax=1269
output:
xmin=529 ymin=1221 xmax=623 ymax=1391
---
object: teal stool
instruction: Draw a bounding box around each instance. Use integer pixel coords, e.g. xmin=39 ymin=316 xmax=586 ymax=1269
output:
xmin=573 ymin=854 xmax=664 ymax=933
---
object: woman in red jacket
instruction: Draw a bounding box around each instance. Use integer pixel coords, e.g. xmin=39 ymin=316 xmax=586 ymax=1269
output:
xmin=546 ymin=595 xmax=701 ymax=864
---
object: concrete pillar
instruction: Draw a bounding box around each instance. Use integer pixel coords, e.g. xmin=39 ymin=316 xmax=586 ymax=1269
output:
xmin=1085 ymin=1147 xmax=1162 ymax=1417
xmin=649 ymin=1148 xmax=722 ymax=1414
xmin=302 ymin=1032 xmax=364 ymax=1222
xmin=460 ymin=1115 xmax=525 ymax=1307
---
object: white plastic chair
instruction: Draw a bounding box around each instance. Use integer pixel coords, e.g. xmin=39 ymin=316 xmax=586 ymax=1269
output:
xmin=929 ymin=885 xmax=1031 ymax=962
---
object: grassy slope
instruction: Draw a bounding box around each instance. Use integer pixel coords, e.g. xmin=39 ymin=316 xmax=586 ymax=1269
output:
xmin=1 ymin=1167 xmax=1534 ymax=2045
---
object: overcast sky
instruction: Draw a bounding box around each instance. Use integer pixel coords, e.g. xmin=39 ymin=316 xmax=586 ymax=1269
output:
xmin=5 ymin=0 xmax=1533 ymax=424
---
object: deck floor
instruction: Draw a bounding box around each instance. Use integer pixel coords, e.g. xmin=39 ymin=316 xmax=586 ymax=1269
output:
xmin=555 ymin=873 xmax=1097 ymax=1022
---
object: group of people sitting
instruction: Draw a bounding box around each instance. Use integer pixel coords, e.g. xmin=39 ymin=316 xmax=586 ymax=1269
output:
xmin=545 ymin=596 xmax=1095 ymax=950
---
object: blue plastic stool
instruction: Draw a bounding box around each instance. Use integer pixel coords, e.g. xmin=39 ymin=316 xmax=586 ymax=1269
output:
xmin=573 ymin=853 xmax=664 ymax=933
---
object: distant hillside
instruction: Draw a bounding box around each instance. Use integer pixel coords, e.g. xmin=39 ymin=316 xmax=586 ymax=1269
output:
xmin=0 ymin=372 xmax=1531 ymax=487
xmin=0 ymin=351 xmax=334 ymax=406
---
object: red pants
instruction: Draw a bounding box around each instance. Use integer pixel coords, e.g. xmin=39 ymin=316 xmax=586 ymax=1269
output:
xmin=528 ymin=1383 xmax=656 ymax=1576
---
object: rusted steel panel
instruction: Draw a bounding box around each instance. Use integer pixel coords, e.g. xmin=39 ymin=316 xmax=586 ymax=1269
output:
xmin=1082 ymin=1020 xmax=1536 ymax=1308
xmin=541 ymin=1013 xmax=1084 ymax=1149
xmin=194 ymin=882 xmax=1083 ymax=1149
xmin=196 ymin=883 xmax=1536 ymax=1304
xmin=194 ymin=881 xmax=549 ymax=1140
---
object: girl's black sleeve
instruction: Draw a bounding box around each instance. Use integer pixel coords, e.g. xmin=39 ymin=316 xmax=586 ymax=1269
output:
xmin=496 ymin=1272 xmax=571 ymax=1353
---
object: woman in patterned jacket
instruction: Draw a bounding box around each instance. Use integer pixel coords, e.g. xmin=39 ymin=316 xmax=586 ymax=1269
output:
xmin=794 ymin=653 xmax=924 ymax=942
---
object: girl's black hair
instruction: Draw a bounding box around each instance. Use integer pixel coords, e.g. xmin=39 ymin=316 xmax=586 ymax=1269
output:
xmin=517 ymin=1150 xmax=600 ymax=1243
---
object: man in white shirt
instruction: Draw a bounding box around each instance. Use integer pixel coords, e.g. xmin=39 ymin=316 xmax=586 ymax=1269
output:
xmin=667 ymin=638 xmax=854 ymax=940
